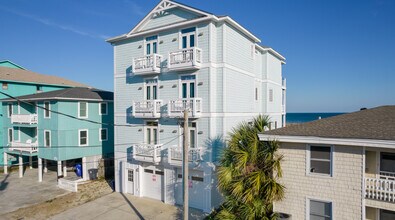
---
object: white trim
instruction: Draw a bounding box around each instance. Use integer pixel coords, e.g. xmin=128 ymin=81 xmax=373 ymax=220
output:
xmin=259 ymin=134 xmax=395 ymax=149
xmin=44 ymin=130 xmax=51 ymax=148
xmin=99 ymin=102 xmax=108 ymax=115
xmin=78 ymin=102 xmax=88 ymax=119
xmin=78 ymin=129 xmax=89 ymax=147
xmin=8 ymin=128 xmax=13 ymax=143
xmin=178 ymin=73 xmax=197 ymax=99
xmin=17 ymin=102 xmax=20 ymax=114
xmin=100 ymin=128 xmax=108 ymax=141
xmin=144 ymin=121 xmax=159 ymax=145
xmin=306 ymin=144 xmax=333 ymax=177
xmin=144 ymin=77 xmax=159 ymax=100
xmin=218 ymin=16 xmax=260 ymax=43
xmin=178 ymin=26 xmax=198 ymax=49
xmin=362 ymin=146 xmax=366 ymax=220
xmin=43 ymin=101 xmax=51 ymax=118
xmin=255 ymin=44 xmax=286 ymax=62
xmin=7 ymin=103 xmax=12 ymax=118
xmin=7 ymin=97 xmax=113 ymax=102
xmin=143 ymin=35 xmax=159 ymax=55
xmin=306 ymin=197 xmax=333 ymax=220
xmin=114 ymin=112 xmax=282 ymax=117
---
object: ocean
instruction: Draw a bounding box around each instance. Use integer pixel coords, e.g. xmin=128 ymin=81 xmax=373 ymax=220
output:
xmin=286 ymin=113 xmax=345 ymax=124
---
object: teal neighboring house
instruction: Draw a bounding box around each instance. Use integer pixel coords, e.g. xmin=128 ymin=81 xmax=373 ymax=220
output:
xmin=2 ymin=87 xmax=114 ymax=182
xmin=0 ymin=61 xmax=87 ymax=165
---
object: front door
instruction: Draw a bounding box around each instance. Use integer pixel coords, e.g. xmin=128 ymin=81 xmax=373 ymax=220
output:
xmin=126 ymin=169 xmax=134 ymax=194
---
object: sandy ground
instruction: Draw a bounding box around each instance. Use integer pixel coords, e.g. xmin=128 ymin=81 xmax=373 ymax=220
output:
xmin=2 ymin=179 xmax=113 ymax=220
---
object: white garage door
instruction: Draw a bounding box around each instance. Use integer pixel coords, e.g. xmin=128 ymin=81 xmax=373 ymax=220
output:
xmin=142 ymin=166 xmax=164 ymax=201
xmin=175 ymin=169 xmax=206 ymax=210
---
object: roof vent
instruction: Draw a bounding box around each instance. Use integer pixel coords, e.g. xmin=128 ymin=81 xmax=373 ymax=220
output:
xmin=360 ymin=107 xmax=367 ymax=111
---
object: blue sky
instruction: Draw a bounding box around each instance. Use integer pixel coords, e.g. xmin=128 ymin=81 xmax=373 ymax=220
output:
xmin=0 ymin=0 xmax=394 ymax=112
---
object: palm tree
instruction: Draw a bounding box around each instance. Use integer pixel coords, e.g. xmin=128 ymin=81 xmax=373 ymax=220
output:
xmin=214 ymin=115 xmax=284 ymax=220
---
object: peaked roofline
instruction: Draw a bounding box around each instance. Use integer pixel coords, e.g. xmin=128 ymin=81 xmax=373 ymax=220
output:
xmin=0 ymin=60 xmax=26 ymax=70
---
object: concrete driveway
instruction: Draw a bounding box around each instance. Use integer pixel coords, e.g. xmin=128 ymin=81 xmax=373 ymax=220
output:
xmin=0 ymin=168 xmax=68 ymax=215
xmin=50 ymin=192 xmax=207 ymax=220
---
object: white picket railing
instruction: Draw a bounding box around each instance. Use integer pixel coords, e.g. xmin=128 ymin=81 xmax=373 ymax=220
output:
xmin=365 ymin=177 xmax=395 ymax=202
xmin=11 ymin=114 xmax=38 ymax=124
xmin=9 ymin=141 xmax=38 ymax=153
xmin=168 ymin=146 xmax=201 ymax=165
xmin=380 ymin=171 xmax=395 ymax=181
xmin=168 ymin=47 xmax=202 ymax=71
xmin=168 ymin=98 xmax=202 ymax=118
xmin=132 ymin=144 xmax=163 ymax=163
xmin=132 ymin=54 xmax=162 ymax=75
xmin=132 ymin=100 xmax=162 ymax=118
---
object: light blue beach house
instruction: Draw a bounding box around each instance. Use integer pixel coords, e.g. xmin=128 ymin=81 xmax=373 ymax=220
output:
xmin=2 ymin=87 xmax=114 ymax=182
xmin=0 ymin=61 xmax=87 ymax=165
xmin=107 ymin=0 xmax=286 ymax=212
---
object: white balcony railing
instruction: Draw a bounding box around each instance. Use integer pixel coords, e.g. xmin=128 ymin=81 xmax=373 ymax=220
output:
xmin=365 ymin=177 xmax=395 ymax=203
xmin=168 ymin=47 xmax=202 ymax=71
xmin=132 ymin=144 xmax=163 ymax=163
xmin=282 ymin=105 xmax=286 ymax=113
xmin=132 ymin=54 xmax=162 ymax=75
xmin=168 ymin=146 xmax=202 ymax=165
xmin=9 ymin=141 xmax=38 ymax=153
xmin=11 ymin=114 xmax=38 ymax=125
xmin=168 ymin=98 xmax=202 ymax=118
xmin=132 ymin=100 xmax=162 ymax=118
xmin=282 ymin=78 xmax=286 ymax=88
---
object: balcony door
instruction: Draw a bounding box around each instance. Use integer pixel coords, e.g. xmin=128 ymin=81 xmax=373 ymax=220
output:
xmin=181 ymin=75 xmax=196 ymax=99
xmin=145 ymin=35 xmax=158 ymax=55
xmin=145 ymin=79 xmax=158 ymax=100
xmin=380 ymin=152 xmax=395 ymax=179
xmin=145 ymin=121 xmax=158 ymax=145
xmin=181 ymin=27 xmax=196 ymax=49
xmin=181 ymin=122 xmax=197 ymax=149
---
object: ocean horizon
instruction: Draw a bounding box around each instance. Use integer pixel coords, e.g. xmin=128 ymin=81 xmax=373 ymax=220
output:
xmin=286 ymin=112 xmax=345 ymax=124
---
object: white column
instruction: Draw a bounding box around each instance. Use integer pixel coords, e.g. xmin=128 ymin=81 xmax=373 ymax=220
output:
xmin=19 ymin=155 xmax=23 ymax=178
xmin=44 ymin=159 xmax=48 ymax=173
xmin=82 ymin=157 xmax=87 ymax=180
xmin=3 ymin=152 xmax=8 ymax=174
xmin=57 ymin=161 xmax=62 ymax=176
xmin=38 ymin=158 xmax=42 ymax=182
xmin=63 ymin=161 xmax=67 ymax=177
xmin=29 ymin=156 xmax=33 ymax=169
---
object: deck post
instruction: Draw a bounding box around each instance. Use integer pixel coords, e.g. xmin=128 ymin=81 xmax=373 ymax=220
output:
xmin=3 ymin=152 xmax=8 ymax=174
xmin=44 ymin=159 xmax=48 ymax=173
xmin=38 ymin=157 xmax=42 ymax=182
xmin=57 ymin=161 xmax=62 ymax=176
xmin=19 ymin=155 xmax=23 ymax=178
xmin=82 ymin=157 xmax=87 ymax=180
xmin=63 ymin=161 xmax=67 ymax=177
xmin=29 ymin=156 xmax=33 ymax=169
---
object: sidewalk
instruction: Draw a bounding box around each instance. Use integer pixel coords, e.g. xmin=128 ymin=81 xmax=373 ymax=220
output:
xmin=50 ymin=192 xmax=207 ymax=220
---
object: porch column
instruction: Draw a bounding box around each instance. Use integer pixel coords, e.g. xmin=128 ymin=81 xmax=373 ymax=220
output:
xmin=63 ymin=161 xmax=67 ymax=177
xmin=29 ymin=156 xmax=33 ymax=169
xmin=38 ymin=158 xmax=42 ymax=182
xmin=44 ymin=159 xmax=48 ymax=173
xmin=3 ymin=152 xmax=8 ymax=174
xmin=57 ymin=161 xmax=62 ymax=177
xmin=82 ymin=157 xmax=87 ymax=180
xmin=19 ymin=155 xmax=23 ymax=178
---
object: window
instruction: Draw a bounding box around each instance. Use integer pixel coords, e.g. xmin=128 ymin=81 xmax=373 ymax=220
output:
xmin=79 ymin=102 xmax=88 ymax=118
xmin=127 ymin=170 xmax=133 ymax=182
xmin=181 ymin=27 xmax=196 ymax=49
xmin=79 ymin=130 xmax=88 ymax=146
xmin=191 ymin=176 xmax=204 ymax=182
xmin=146 ymin=121 xmax=158 ymax=145
xmin=309 ymin=145 xmax=332 ymax=175
xmin=44 ymin=130 xmax=51 ymax=147
xmin=380 ymin=209 xmax=395 ymax=220
xmin=269 ymin=89 xmax=273 ymax=102
xmin=2 ymin=82 xmax=8 ymax=90
xmin=36 ymin=85 xmax=43 ymax=93
xmin=255 ymin=88 xmax=258 ymax=100
xmin=145 ymin=79 xmax=158 ymax=100
xmin=145 ymin=35 xmax=158 ymax=55
xmin=8 ymin=128 xmax=13 ymax=143
xmin=99 ymin=102 xmax=108 ymax=115
xmin=7 ymin=103 xmax=12 ymax=117
xmin=44 ymin=101 xmax=50 ymax=118
xmin=181 ymin=75 xmax=196 ymax=99
xmin=309 ymin=199 xmax=332 ymax=220
xmin=380 ymin=152 xmax=395 ymax=173
xmin=100 ymin=128 xmax=108 ymax=141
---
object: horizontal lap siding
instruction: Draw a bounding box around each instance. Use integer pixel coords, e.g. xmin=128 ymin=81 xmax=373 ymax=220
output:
xmin=274 ymin=143 xmax=363 ymax=220
xmin=141 ymin=8 xmax=199 ymax=31
xmin=225 ymin=24 xmax=254 ymax=73
xmin=224 ymin=68 xmax=254 ymax=113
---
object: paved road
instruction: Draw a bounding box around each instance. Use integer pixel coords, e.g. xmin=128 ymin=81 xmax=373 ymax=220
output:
xmin=0 ymin=168 xmax=68 ymax=215
xmin=50 ymin=192 xmax=207 ymax=220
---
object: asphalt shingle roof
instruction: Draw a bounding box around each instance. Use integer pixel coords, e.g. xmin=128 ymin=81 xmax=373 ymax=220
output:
xmin=266 ymin=106 xmax=395 ymax=141
xmin=2 ymin=87 xmax=113 ymax=102
xmin=0 ymin=66 xmax=88 ymax=87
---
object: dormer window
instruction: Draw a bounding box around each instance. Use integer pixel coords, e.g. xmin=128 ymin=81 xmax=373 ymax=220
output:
xmin=145 ymin=35 xmax=158 ymax=55
xmin=181 ymin=27 xmax=196 ymax=49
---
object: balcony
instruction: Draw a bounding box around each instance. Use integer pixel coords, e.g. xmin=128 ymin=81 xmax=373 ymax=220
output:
xmin=132 ymin=54 xmax=162 ymax=75
xmin=168 ymin=98 xmax=202 ymax=118
xmin=365 ymin=177 xmax=395 ymax=203
xmin=168 ymin=146 xmax=202 ymax=166
xmin=11 ymin=114 xmax=38 ymax=125
xmin=282 ymin=78 xmax=286 ymax=89
xmin=9 ymin=141 xmax=38 ymax=154
xmin=168 ymin=47 xmax=202 ymax=71
xmin=132 ymin=100 xmax=162 ymax=118
xmin=132 ymin=144 xmax=163 ymax=164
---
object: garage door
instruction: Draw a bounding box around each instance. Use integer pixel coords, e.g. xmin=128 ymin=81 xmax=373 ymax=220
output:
xmin=175 ymin=169 xmax=206 ymax=210
xmin=142 ymin=166 xmax=164 ymax=201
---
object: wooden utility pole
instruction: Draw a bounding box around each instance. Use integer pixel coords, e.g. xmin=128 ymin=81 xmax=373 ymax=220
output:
xmin=183 ymin=109 xmax=189 ymax=220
